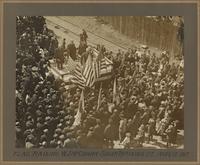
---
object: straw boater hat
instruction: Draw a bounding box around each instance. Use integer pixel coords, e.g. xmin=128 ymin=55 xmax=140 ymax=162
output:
xmin=138 ymin=102 xmax=146 ymax=109
xmin=45 ymin=116 xmax=51 ymax=121
xmin=31 ymin=66 xmax=38 ymax=72
xmin=43 ymin=129 xmax=48 ymax=133
xmin=57 ymin=123 xmax=62 ymax=128
xmin=57 ymin=140 xmax=62 ymax=145
xmin=53 ymin=133 xmax=58 ymax=139
xmin=59 ymin=134 xmax=65 ymax=140
xmin=148 ymin=118 xmax=155 ymax=124
xmin=42 ymin=141 xmax=47 ymax=146
xmin=168 ymin=125 xmax=173 ymax=129
xmin=55 ymin=128 xmax=62 ymax=134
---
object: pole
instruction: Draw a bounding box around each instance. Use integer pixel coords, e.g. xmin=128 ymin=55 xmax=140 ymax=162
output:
xmin=97 ymin=82 xmax=102 ymax=110
xmin=113 ymin=77 xmax=117 ymax=103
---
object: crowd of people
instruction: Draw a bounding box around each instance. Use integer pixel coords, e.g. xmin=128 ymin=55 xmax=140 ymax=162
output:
xmin=145 ymin=16 xmax=183 ymax=25
xmin=16 ymin=16 xmax=62 ymax=148
xmin=15 ymin=16 xmax=184 ymax=149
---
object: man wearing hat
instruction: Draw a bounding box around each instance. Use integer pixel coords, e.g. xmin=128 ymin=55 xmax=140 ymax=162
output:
xmin=136 ymin=124 xmax=145 ymax=146
xmin=146 ymin=118 xmax=156 ymax=143
xmin=131 ymin=111 xmax=141 ymax=138
xmin=25 ymin=134 xmax=35 ymax=149
xmin=67 ymin=40 xmax=77 ymax=61
xmin=103 ymin=118 xmax=115 ymax=147
xmin=63 ymin=133 xmax=79 ymax=148
xmin=165 ymin=124 xmax=174 ymax=147
xmin=127 ymin=95 xmax=138 ymax=118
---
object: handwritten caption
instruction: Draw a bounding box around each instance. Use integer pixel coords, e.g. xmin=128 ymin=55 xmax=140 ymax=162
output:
xmin=13 ymin=150 xmax=190 ymax=159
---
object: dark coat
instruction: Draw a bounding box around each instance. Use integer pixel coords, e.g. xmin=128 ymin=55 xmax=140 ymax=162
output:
xmin=67 ymin=43 xmax=76 ymax=60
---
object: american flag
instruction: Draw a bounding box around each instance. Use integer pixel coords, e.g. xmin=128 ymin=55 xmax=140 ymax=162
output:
xmin=70 ymin=48 xmax=113 ymax=89
xmin=104 ymin=56 xmax=113 ymax=65
xmin=97 ymin=55 xmax=113 ymax=76
xmin=67 ymin=56 xmax=78 ymax=72
xmin=83 ymin=54 xmax=96 ymax=87
xmin=71 ymin=63 xmax=86 ymax=89
xmin=100 ymin=58 xmax=107 ymax=74
xmin=94 ymin=60 xmax=100 ymax=79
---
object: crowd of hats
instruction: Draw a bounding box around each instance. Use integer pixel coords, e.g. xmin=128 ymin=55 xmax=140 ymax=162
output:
xmin=15 ymin=16 xmax=184 ymax=149
xmin=16 ymin=16 xmax=67 ymax=148
xmin=145 ymin=16 xmax=183 ymax=25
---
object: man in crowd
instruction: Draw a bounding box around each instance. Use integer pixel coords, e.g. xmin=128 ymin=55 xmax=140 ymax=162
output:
xmin=67 ymin=40 xmax=77 ymax=61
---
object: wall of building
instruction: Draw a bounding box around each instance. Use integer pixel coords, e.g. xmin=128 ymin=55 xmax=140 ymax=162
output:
xmin=99 ymin=16 xmax=182 ymax=56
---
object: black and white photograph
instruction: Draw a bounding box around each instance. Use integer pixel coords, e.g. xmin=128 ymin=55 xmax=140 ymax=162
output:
xmin=15 ymin=16 xmax=184 ymax=149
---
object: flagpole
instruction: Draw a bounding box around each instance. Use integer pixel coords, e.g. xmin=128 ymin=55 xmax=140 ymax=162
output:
xmin=73 ymin=89 xmax=84 ymax=127
xmin=113 ymin=77 xmax=117 ymax=103
xmin=97 ymin=82 xmax=102 ymax=110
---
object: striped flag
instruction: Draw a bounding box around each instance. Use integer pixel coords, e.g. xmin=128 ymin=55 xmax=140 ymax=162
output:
xmin=94 ymin=60 xmax=100 ymax=79
xmin=96 ymin=51 xmax=113 ymax=76
xmin=104 ymin=56 xmax=113 ymax=65
xmin=83 ymin=54 xmax=96 ymax=87
xmin=104 ymin=56 xmax=113 ymax=73
xmin=99 ymin=57 xmax=114 ymax=75
xmin=94 ymin=49 xmax=104 ymax=77
xmin=77 ymin=53 xmax=81 ymax=60
xmin=100 ymin=58 xmax=107 ymax=70
xmin=71 ymin=63 xmax=86 ymax=89
xmin=67 ymin=56 xmax=78 ymax=72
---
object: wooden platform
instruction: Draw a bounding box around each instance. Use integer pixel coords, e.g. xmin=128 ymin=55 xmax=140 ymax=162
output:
xmin=49 ymin=59 xmax=73 ymax=82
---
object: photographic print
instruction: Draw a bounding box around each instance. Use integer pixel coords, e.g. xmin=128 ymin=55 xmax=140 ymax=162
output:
xmin=15 ymin=16 xmax=184 ymax=150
